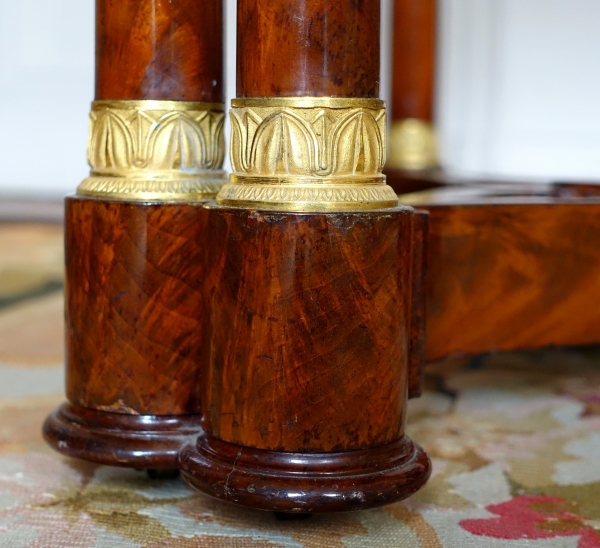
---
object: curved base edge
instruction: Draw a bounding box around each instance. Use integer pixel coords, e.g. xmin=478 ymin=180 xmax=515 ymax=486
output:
xmin=179 ymin=434 xmax=431 ymax=513
xmin=43 ymin=403 xmax=202 ymax=469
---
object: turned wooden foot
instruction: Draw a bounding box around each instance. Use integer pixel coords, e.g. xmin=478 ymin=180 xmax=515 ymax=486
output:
xmin=43 ymin=403 xmax=200 ymax=469
xmin=180 ymin=434 xmax=430 ymax=513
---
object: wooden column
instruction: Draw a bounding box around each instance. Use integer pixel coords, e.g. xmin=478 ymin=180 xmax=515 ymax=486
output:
xmin=386 ymin=0 xmax=440 ymax=190
xmin=179 ymin=0 xmax=431 ymax=513
xmin=390 ymin=0 xmax=436 ymax=124
xmin=237 ymin=0 xmax=380 ymax=98
xmin=43 ymin=0 xmax=225 ymax=470
xmin=95 ymin=0 xmax=223 ymax=102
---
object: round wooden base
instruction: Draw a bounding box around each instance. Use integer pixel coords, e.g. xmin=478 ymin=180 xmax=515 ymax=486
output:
xmin=43 ymin=403 xmax=201 ymax=469
xmin=179 ymin=434 xmax=431 ymax=513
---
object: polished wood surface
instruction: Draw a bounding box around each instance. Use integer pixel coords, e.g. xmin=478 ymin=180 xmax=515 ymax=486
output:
xmin=237 ymin=0 xmax=380 ymax=97
xmin=64 ymin=197 xmax=208 ymax=415
xmin=181 ymin=434 xmax=430 ymax=513
xmin=198 ymin=206 xmax=414 ymax=453
xmin=96 ymin=0 xmax=223 ymax=101
xmin=412 ymin=193 xmax=600 ymax=361
xmin=389 ymin=170 xmax=553 ymax=198
xmin=391 ymin=0 xmax=436 ymax=121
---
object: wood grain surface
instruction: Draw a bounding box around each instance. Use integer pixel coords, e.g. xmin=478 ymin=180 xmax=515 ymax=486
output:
xmin=237 ymin=0 xmax=380 ymax=97
xmin=96 ymin=0 xmax=223 ymax=101
xmin=198 ymin=206 xmax=415 ymax=452
xmin=422 ymin=199 xmax=600 ymax=360
xmin=65 ymin=197 xmax=209 ymax=415
xmin=408 ymin=210 xmax=429 ymax=398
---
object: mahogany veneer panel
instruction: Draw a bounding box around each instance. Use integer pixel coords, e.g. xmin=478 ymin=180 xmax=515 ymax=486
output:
xmin=65 ymin=196 xmax=208 ymax=415
xmin=198 ymin=206 xmax=416 ymax=453
xmin=424 ymin=200 xmax=600 ymax=360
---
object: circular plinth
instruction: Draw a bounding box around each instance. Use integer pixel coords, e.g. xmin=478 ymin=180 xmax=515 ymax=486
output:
xmin=179 ymin=434 xmax=431 ymax=513
xmin=43 ymin=403 xmax=201 ymax=469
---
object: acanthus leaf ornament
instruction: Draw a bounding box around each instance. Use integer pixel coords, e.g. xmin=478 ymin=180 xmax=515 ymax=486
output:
xmin=217 ymin=98 xmax=398 ymax=211
xmin=78 ymin=100 xmax=227 ymax=202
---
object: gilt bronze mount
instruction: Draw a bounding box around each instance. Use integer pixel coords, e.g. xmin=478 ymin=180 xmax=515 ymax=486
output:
xmin=218 ymin=97 xmax=398 ymax=211
xmin=78 ymin=100 xmax=226 ymax=202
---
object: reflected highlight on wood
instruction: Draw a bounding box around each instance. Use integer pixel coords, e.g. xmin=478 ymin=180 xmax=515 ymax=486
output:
xmin=237 ymin=0 xmax=380 ymax=98
xmin=96 ymin=0 xmax=224 ymax=101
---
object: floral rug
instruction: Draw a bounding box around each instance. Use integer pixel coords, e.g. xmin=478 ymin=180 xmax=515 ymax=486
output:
xmin=0 ymin=223 xmax=599 ymax=547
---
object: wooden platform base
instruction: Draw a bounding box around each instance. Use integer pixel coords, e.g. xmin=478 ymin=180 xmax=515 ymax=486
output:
xmin=397 ymin=183 xmax=600 ymax=360
xmin=179 ymin=434 xmax=431 ymax=513
xmin=43 ymin=403 xmax=201 ymax=469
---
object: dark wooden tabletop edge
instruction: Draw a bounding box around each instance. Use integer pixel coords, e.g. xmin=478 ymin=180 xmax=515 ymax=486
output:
xmin=397 ymin=181 xmax=600 ymax=207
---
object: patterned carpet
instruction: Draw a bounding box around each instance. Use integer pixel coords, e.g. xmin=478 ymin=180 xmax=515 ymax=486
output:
xmin=1 ymin=223 xmax=600 ymax=547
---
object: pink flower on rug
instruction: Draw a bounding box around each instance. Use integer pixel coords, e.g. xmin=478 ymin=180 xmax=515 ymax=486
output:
xmin=460 ymin=495 xmax=600 ymax=548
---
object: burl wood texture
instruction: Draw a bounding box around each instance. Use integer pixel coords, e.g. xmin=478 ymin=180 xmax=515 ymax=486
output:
xmin=391 ymin=0 xmax=436 ymax=121
xmin=199 ymin=206 xmax=415 ymax=452
xmin=237 ymin=0 xmax=380 ymax=97
xmin=65 ymin=196 xmax=208 ymax=415
xmin=96 ymin=0 xmax=223 ymax=101
xmin=424 ymin=200 xmax=600 ymax=360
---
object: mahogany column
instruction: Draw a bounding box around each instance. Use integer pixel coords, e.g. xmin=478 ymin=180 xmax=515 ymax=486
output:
xmin=179 ymin=0 xmax=431 ymax=513
xmin=386 ymin=0 xmax=440 ymax=190
xmin=43 ymin=0 xmax=225 ymax=469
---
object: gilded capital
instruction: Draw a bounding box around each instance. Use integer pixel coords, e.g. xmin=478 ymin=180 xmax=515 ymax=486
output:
xmin=387 ymin=119 xmax=439 ymax=171
xmin=217 ymin=98 xmax=399 ymax=211
xmin=78 ymin=100 xmax=227 ymax=202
